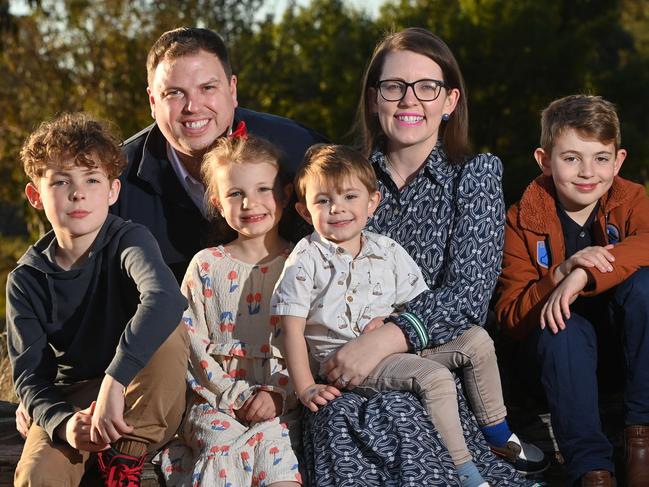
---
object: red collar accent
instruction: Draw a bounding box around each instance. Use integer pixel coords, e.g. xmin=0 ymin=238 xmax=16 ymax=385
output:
xmin=229 ymin=120 xmax=247 ymax=139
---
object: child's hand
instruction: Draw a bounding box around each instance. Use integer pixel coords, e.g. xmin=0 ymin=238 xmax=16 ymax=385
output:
xmin=362 ymin=316 xmax=387 ymax=334
xmin=299 ymin=384 xmax=341 ymax=412
xmin=59 ymin=402 xmax=108 ymax=452
xmin=554 ymin=245 xmax=615 ymax=283
xmin=235 ymin=390 xmax=283 ymax=424
xmin=91 ymin=375 xmax=133 ymax=445
xmin=541 ymin=268 xmax=589 ymax=333
xmin=15 ymin=402 xmax=31 ymax=439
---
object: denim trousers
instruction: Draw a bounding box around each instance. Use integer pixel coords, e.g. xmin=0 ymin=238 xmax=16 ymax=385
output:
xmin=532 ymin=268 xmax=649 ymax=484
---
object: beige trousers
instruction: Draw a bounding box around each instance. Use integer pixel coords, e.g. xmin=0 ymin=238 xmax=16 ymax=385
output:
xmin=358 ymin=326 xmax=507 ymax=466
xmin=14 ymin=323 xmax=189 ymax=487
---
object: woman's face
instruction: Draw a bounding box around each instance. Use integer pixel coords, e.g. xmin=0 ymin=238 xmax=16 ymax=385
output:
xmin=371 ymin=50 xmax=459 ymax=155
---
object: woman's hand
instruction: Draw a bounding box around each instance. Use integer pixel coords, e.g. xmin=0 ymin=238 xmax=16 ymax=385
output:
xmin=362 ymin=316 xmax=387 ymax=334
xmin=323 ymin=322 xmax=408 ymax=388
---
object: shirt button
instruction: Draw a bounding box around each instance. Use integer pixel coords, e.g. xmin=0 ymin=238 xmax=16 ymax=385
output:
xmin=579 ymin=231 xmax=586 ymax=238
xmin=346 ymin=296 xmax=353 ymax=302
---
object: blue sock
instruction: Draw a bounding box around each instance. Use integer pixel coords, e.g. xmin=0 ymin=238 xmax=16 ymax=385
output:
xmin=480 ymin=419 xmax=512 ymax=447
xmin=457 ymin=461 xmax=485 ymax=487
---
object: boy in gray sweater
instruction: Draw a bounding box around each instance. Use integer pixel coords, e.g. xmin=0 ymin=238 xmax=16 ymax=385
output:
xmin=6 ymin=113 xmax=189 ymax=486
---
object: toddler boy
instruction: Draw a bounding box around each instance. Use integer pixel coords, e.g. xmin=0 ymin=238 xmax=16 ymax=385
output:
xmin=273 ymin=144 xmax=546 ymax=487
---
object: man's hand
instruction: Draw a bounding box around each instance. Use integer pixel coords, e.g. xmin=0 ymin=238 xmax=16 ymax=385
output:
xmin=57 ymin=402 xmax=108 ymax=452
xmin=235 ymin=390 xmax=283 ymax=424
xmin=554 ymin=245 xmax=615 ymax=284
xmin=298 ymin=384 xmax=341 ymax=412
xmin=15 ymin=402 xmax=31 ymax=439
xmin=91 ymin=375 xmax=133 ymax=445
xmin=541 ymin=268 xmax=589 ymax=333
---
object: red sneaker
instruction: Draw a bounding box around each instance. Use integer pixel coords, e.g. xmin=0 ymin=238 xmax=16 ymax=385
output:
xmin=96 ymin=447 xmax=146 ymax=487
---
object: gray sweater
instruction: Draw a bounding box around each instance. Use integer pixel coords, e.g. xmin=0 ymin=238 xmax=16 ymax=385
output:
xmin=6 ymin=214 xmax=187 ymax=440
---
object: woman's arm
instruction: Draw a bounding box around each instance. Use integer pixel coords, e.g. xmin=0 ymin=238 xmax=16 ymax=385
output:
xmin=390 ymin=154 xmax=506 ymax=351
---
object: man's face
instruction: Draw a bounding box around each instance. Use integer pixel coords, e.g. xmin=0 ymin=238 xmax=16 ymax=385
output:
xmin=148 ymin=49 xmax=238 ymax=166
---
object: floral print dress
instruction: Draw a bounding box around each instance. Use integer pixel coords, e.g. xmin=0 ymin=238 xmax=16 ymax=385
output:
xmin=158 ymin=245 xmax=302 ymax=487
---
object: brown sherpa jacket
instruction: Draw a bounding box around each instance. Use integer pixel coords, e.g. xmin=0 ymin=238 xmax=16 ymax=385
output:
xmin=494 ymin=174 xmax=649 ymax=340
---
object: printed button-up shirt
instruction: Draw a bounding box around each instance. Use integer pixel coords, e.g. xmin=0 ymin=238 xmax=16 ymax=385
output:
xmin=271 ymin=231 xmax=428 ymax=368
xmin=368 ymin=144 xmax=505 ymax=350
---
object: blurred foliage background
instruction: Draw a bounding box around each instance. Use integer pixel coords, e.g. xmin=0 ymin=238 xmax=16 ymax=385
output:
xmin=1 ymin=0 xmax=648 ymax=339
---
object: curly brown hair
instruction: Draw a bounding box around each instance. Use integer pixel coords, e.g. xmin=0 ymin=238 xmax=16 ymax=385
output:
xmin=21 ymin=112 xmax=126 ymax=182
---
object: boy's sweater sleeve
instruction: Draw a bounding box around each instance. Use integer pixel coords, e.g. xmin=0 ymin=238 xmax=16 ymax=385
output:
xmin=583 ymin=187 xmax=649 ymax=294
xmin=493 ymin=208 xmax=558 ymax=340
xmin=182 ymin=256 xmax=262 ymax=417
xmin=388 ymin=155 xmax=505 ymax=350
xmin=105 ymin=226 xmax=187 ymax=387
xmin=6 ymin=272 xmax=76 ymax=440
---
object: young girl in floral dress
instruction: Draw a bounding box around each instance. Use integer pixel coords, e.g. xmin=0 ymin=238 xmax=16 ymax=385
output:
xmin=159 ymin=131 xmax=302 ymax=487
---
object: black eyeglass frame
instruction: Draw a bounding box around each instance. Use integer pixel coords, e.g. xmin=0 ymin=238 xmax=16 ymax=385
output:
xmin=377 ymin=78 xmax=448 ymax=102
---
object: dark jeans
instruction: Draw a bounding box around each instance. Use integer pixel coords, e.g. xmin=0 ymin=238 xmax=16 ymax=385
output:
xmin=530 ymin=268 xmax=649 ymax=485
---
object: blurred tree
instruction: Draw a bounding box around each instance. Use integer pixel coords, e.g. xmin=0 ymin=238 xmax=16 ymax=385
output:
xmin=1 ymin=0 xmax=648 ymax=228
xmin=376 ymin=0 xmax=649 ymax=203
xmin=235 ymin=0 xmax=381 ymax=143
xmin=0 ymin=0 xmax=262 ymax=238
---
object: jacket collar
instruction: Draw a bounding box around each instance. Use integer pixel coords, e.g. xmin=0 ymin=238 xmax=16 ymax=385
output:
xmin=135 ymin=122 xmax=171 ymax=196
xmin=518 ymin=174 xmax=630 ymax=233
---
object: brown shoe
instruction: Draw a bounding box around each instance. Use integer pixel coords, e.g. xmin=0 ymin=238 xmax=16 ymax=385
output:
xmin=580 ymin=470 xmax=616 ymax=487
xmin=625 ymin=425 xmax=649 ymax=487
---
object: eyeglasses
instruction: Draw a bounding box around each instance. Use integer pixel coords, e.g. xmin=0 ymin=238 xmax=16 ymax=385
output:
xmin=377 ymin=78 xmax=447 ymax=102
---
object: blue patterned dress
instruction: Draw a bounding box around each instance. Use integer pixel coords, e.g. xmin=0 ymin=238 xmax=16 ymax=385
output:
xmin=302 ymin=145 xmax=533 ymax=486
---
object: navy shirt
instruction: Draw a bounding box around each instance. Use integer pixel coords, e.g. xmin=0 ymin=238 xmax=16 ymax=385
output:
xmin=557 ymin=202 xmax=599 ymax=258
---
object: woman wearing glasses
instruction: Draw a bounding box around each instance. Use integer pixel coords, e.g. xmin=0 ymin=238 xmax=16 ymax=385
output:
xmin=302 ymin=28 xmax=547 ymax=486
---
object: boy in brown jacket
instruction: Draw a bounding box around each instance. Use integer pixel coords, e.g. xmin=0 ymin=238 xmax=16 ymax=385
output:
xmin=494 ymin=95 xmax=649 ymax=487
